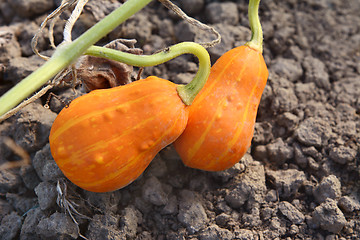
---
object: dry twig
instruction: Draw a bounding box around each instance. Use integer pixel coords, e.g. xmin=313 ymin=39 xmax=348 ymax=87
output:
xmin=32 ymin=0 xmax=78 ymax=60
xmin=63 ymin=0 xmax=89 ymax=42
xmin=0 ymin=137 xmax=30 ymax=170
xmin=56 ymin=179 xmax=90 ymax=240
xmin=158 ymin=0 xmax=221 ymax=48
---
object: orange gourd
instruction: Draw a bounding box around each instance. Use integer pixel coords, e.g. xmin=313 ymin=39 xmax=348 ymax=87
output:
xmin=173 ymin=0 xmax=268 ymax=171
xmin=49 ymin=77 xmax=188 ymax=192
xmin=174 ymin=46 xmax=268 ymax=171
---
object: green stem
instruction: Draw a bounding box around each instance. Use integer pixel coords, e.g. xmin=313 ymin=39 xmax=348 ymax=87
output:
xmin=244 ymin=0 xmax=263 ymax=53
xmin=0 ymin=0 xmax=152 ymax=118
xmin=85 ymin=42 xmax=211 ymax=105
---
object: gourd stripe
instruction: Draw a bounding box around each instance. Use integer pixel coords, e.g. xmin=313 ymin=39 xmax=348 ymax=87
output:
xmin=194 ymin=49 xmax=245 ymax=104
xmin=57 ymin=114 xmax=159 ymax=167
xmin=76 ymin=107 xmax=184 ymax=188
xmin=217 ymin=53 xmax=264 ymax=162
xmin=187 ymin=97 xmax=227 ymax=160
xmin=186 ymin=51 xmax=252 ymax=161
xmin=50 ymin=92 xmax=158 ymax=141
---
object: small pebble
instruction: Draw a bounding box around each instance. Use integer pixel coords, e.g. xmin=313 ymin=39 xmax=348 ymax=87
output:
xmin=294 ymin=143 xmax=308 ymax=168
xmin=303 ymin=56 xmax=331 ymax=90
xmin=225 ymin=161 xmax=266 ymax=209
xmin=325 ymin=235 xmax=337 ymax=240
xmin=278 ymin=201 xmax=305 ymax=224
xmin=253 ymin=145 xmax=267 ymax=161
xmin=272 ymin=87 xmax=299 ymax=113
xmin=302 ymin=146 xmax=321 ymax=161
xmin=0 ymin=26 xmax=21 ymax=63
xmin=295 ymin=117 xmax=332 ymax=147
xmin=266 ymin=138 xmax=294 ymax=165
xmin=253 ymin=122 xmax=274 ymax=144
xmin=142 ymin=176 xmax=168 ymax=206
xmin=289 ymin=224 xmax=299 ymax=235
xmin=86 ymin=214 xmax=122 ymax=239
xmin=265 ymin=189 xmax=278 ymax=202
xmin=37 ymin=212 xmax=79 ymax=239
xmin=205 ymin=2 xmax=239 ymax=25
xmin=41 ymin=160 xmax=64 ymax=182
xmin=313 ymin=175 xmax=341 ymax=203
xmin=181 ymin=0 xmax=204 ymax=15
xmin=189 ymin=174 xmax=210 ymax=191
xmin=294 ymin=82 xmax=320 ymax=103
xmin=329 ymin=146 xmax=357 ymax=164
xmin=17 ymin=21 xmax=49 ymax=56
xmin=20 ymin=165 xmax=41 ymax=190
xmin=277 ymin=112 xmax=299 ymax=130
xmin=210 ymin=162 xmax=244 ymax=183
xmin=34 ymin=182 xmax=57 ymax=211
xmin=199 ymin=225 xmax=233 ymax=240
xmin=162 ymin=195 xmax=178 ymax=215
xmin=84 ymin=191 xmax=121 ymax=213
xmin=215 ymin=213 xmax=231 ymax=227
xmin=333 ymin=77 xmax=360 ymax=107
xmin=32 ymin=144 xmax=64 ymax=182
xmin=307 ymin=157 xmax=320 ymax=171
xmin=338 ymin=196 xmax=360 ymax=213
xmin=110 ymin=13 xmax=152 ymax=44
xmin=215 ymin=201 xmax=232 ymax=214
xmin=270 ymin=26 xmax=296 ymax=54
xmin=20 ymin=208 xmax=46 ymax=239
xmin=177 ymin=190 xmax=208 ymax=234
xmin=119 ymin=206 xmax=142 ymax=239
xmin=266 ymin=169 xmax=306 ymax=198
xmin=269 ymin=217 xmax=287 ymax=236
xmin=271 ymin=57 xmax=303 ymax=82
xmin=9 ymin=0 xmax=54 ymax=18
xmin=0 ymin=212 xmax=22 ymax=240
xmin=242 ymin=207 xmax=261 ymax=228
xmin=175 ymin=20 xmax=197 ymax=43
xmin=6 ymin=193 xmax=37 ymax=215
xmin=233 ymin=229 xmax=254 ymax=240
xmin=0 ymin=199 xmax=13 ymax=221
xmin=312 ymin=199 xmax=347 ymax=234
xmin=261 ymin=207 xmax=275 ymax=221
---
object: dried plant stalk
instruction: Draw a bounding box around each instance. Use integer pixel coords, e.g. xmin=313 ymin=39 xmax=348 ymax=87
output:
xmin=0 ymin=84 xmax=54 ymax=122
xmin=158 ymin=0 xmax=221 ymax=48
xmin=63 ymin=0 xmax=89 ymax=42
xmin=32 ymin=0 xmax=78 ymax=60
xmin=0 ymin=137 xmax=30 ymax=170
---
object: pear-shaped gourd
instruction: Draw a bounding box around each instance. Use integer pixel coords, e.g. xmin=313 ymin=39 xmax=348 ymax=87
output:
xmin=50 ymin=77 xmax=188 ymax=192
xmin=174 ymin=0 xmax=268 ymax=171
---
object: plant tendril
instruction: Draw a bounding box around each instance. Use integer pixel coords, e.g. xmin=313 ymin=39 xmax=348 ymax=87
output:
xmin=158 ymin=0 xmax=221 ymax=49
xmin=85 ymin=42 xmax=211 ymax=105
xmin=244 ymin=0 xmax=263 ymax=52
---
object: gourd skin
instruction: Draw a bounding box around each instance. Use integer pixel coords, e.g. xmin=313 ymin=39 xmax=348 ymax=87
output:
xmin=49 ymin=76 xmax=188 ymax=192
xmin=174 ymin=45 xmax=268 ymax=171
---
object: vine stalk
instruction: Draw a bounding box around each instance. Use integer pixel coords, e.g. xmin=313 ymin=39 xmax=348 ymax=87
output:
xmin=0 ymin=0 xmax=153 ymax=118
xmin=85 ymin=42 xmax=210 ymax=105
xmin=245 ymin=0 xmax=263 ymax=53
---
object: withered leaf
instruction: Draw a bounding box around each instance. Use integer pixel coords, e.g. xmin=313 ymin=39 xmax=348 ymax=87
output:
xmin=66 ymin=39 xmax=143 ymax=92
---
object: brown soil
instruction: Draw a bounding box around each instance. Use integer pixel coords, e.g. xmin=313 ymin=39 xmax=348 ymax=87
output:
xmin=0 ymin=0 xmax=359 ymax=239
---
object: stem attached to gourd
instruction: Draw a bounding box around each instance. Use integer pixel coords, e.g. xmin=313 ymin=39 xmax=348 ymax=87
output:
xmin=85 ymin=42 xmax=211 ymax=105
xmin=244 ymin=0 xmax=263 ymax=53
xmin=0 ymin=0 xmax=153 ymax=118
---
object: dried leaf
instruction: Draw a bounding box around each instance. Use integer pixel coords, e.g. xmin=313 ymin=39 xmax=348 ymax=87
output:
xmin=64 ymin=39 xmax=143 ymax=92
